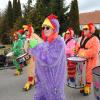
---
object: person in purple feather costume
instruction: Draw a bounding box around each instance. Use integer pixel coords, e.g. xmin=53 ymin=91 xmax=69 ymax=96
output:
xmin=29 ymin=14 xmax=67 ymax=100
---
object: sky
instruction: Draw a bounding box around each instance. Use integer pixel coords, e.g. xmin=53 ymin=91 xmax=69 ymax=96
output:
xmin=0 ymin=0 xmax=100 ymax=13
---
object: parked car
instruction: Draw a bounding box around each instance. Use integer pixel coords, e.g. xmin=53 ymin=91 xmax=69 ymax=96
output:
xmin=0 ymin=45 xmax=13 ymax=68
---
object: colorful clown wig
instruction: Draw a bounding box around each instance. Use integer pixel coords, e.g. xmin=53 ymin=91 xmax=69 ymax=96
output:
xmin=42 ymin=14 xmax=60 ymax=33
xmin=23 ymin=24 xmax=34 ymax=38
xmin=17 ymin=29 xmax=25 ymax=35
xmin=64 ymin=28 xmax=74 ymax=40
xmin=82 ymin=23 xmax=95 ymax=37
xmin=88 ymin=23 xmax=95 ymax=33
xmin=13 ymin=31 xmax=18 ymax=41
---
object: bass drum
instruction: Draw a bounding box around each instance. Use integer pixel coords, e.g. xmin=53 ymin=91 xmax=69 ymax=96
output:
xmin=67 ymin=56 xmax=87 ymax=89
xmin=92 ymin=66 xmax=100 ymax=100
xmin=16 ymin=53 xmax=31 ymax=64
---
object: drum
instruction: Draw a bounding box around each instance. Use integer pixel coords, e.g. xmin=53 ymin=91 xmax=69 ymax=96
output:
xmin=16 ymin=53 xmax=31 ymax=64
xmin=66 ymin=56 xmax=87 ymax=88
xmin=92 ymin=66 xmax=100 ymax=100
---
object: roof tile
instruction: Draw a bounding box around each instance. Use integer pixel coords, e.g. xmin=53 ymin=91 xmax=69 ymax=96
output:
xmin=79 ymin=10 xmax=100 ymax=24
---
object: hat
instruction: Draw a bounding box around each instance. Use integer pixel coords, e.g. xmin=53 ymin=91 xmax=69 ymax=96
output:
xmin=42 ymin=14 xmax=60 ymax=33
xmin=65 ymin=28 xmax=74 ymax=37
xmin=13 ymin=31 xmax=18 ymax=40
xmin=22 ymin=24 xmax=34 ymax=38
xmin=82 ymin=23 xmax=94 ymax=37
xmin=88 ymin=23 xmax=95 ymax=33
xmin=82 ymin=25 xmax=89 ymax=30
xmin=17 ymin=29 xmax=24 ymax=34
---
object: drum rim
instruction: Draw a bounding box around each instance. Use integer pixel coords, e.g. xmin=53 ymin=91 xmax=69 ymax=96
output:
xmin=17 ymin=53 xmax=28 ymax=59
xmin=67 ymin=56 xmax=87 ymax=62
xmin=6 ymin=52 xmax=14 ymax=56
xmin=92 ymin=66 xmax=100 ymax=76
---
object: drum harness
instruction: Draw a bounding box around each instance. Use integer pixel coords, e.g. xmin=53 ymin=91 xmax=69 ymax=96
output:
xmin=80 ymin=35 xmax=94 ymax=49
xmin=79 ymin=35 xmax=94 ymax=62
xmin=65 ymin=38 xmax=73 ymax=45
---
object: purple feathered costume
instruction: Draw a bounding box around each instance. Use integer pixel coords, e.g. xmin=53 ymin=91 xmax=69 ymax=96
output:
xmin=29 ymin=14 xmax=67 ymax=100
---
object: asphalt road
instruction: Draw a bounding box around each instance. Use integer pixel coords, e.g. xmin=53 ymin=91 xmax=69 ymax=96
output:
xmin=0 ymin=55 xmax=100 ymax=100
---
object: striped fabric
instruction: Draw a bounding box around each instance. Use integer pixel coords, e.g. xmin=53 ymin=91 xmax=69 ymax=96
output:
xmin=67 ymin=60 xmax=76 ymax=78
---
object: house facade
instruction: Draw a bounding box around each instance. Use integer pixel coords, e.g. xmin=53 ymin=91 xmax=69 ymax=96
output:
xmin=79 ymin=10 xmax=100 ymax=30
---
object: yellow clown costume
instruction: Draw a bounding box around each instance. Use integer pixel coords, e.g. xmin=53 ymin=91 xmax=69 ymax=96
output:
xmin=75 ymin=23 xmax=100 ymax=96
xmin=23 ymin=25 xmax=36 ymax=91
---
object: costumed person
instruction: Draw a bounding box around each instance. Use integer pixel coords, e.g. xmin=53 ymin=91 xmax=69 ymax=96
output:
xmin=23 ymin=24 xmax=41 ymax=91
xmin=63 ymin=28 xmax=76 ymax=82
xmin=12 ymin=29 xmax=25 ymax=75
xmin=75 ymin=23 xmax=100 ymax=96
xmin=17 ymin=29 xmax=26 ymax=67
xmin=28 ymin=14 xmax=67 ymax=100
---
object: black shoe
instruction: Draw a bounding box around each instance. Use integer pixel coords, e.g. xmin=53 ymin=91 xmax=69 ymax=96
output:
xmin=83 ymin=92 xmax=90 ymax=96
xmin=80 ymin=88 xmax=84 ymax=94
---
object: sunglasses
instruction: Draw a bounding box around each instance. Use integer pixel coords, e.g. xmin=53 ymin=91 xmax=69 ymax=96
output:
xmin=42 ymin=26 xmax=50 ymax=30
xmin=66 ymin=32 xmax=70 ymax=34
xmin=83 ymin=28 xmax=89 ymax=30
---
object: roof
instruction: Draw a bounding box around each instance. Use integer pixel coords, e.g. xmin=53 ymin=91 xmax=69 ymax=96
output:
xmin=79 ymin=10 xmax=100 ymax=25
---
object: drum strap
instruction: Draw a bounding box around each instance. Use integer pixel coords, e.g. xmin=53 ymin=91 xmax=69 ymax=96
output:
xmin=65 ymin=38 xmax=73 ymax=45
xmin=80 ymin=35 xmax=94 ymax=49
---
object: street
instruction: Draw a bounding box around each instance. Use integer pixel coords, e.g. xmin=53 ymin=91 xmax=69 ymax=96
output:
xmin=0 ymin=55 xmax=100 ymax=100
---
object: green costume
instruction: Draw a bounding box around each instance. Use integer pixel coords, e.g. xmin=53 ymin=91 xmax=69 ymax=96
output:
xmin=12 ymin=34 xmax=26 ymax=73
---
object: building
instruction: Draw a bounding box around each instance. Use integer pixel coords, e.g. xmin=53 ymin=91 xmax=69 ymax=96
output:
xmin=79 ymin=10 xmax=100 ymax=30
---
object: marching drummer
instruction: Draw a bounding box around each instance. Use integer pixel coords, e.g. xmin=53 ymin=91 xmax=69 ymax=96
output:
xmin=12 ymin=29 xmax=25 ymax=75
xmin=75 ymin=23 xmax=100 ymax=96
xmin=63 ymin=28 xmax=76 ymax=83
xmin=22 ymin=24 xmax=41 ymax=91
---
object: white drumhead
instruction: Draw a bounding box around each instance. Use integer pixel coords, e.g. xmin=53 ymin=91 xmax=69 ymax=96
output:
xmin=6 ymin=52 xmax=14 ymax=57
xmin=67 ymin=56 xmax=86 ymax=62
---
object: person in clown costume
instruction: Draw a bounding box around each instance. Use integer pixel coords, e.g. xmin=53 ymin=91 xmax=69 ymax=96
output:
xmin=28 ymin=14 xmax=67 ymax=100
xmin=75 ymin=23 xmax=100 ymax=96
xmin=22 ymin=24 xmax=42 ymax=91
xmin=12 ymin=29 xmax=25 ymax=75
xmin=63 ymin=28 xmax=76 ymax=82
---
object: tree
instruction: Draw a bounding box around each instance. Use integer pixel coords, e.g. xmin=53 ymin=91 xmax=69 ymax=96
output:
xmin=0 ymin=9 xmax=9 ymax=33
xmin=6 ymin=0 xmax=13 ymax=29
xmin=52 ymin=0 xmax=69 ymax=34
xmin=0 ymin=9 xmax=12 ymax=44
xmin=23 ymin=0 xmax=33 ymax=24
xmin=33 ymin=0 xmax=50 ymax=34
xmin=32 ymin=0 xmax=69 ymax=35
xmin=70 ymin=0 xmax=80 ymax=35
xmin=22 ymin=0 xmax=69 ymax=35
xmin=13 ymin=17 xmax=27 ymax=31
xmin=17 ymin=0 xmax=22 ymax=17
xmin=13 ymin=0 xmax=18 ymax=23
xmin=13 ymin=0 xmax=22 ymax=23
